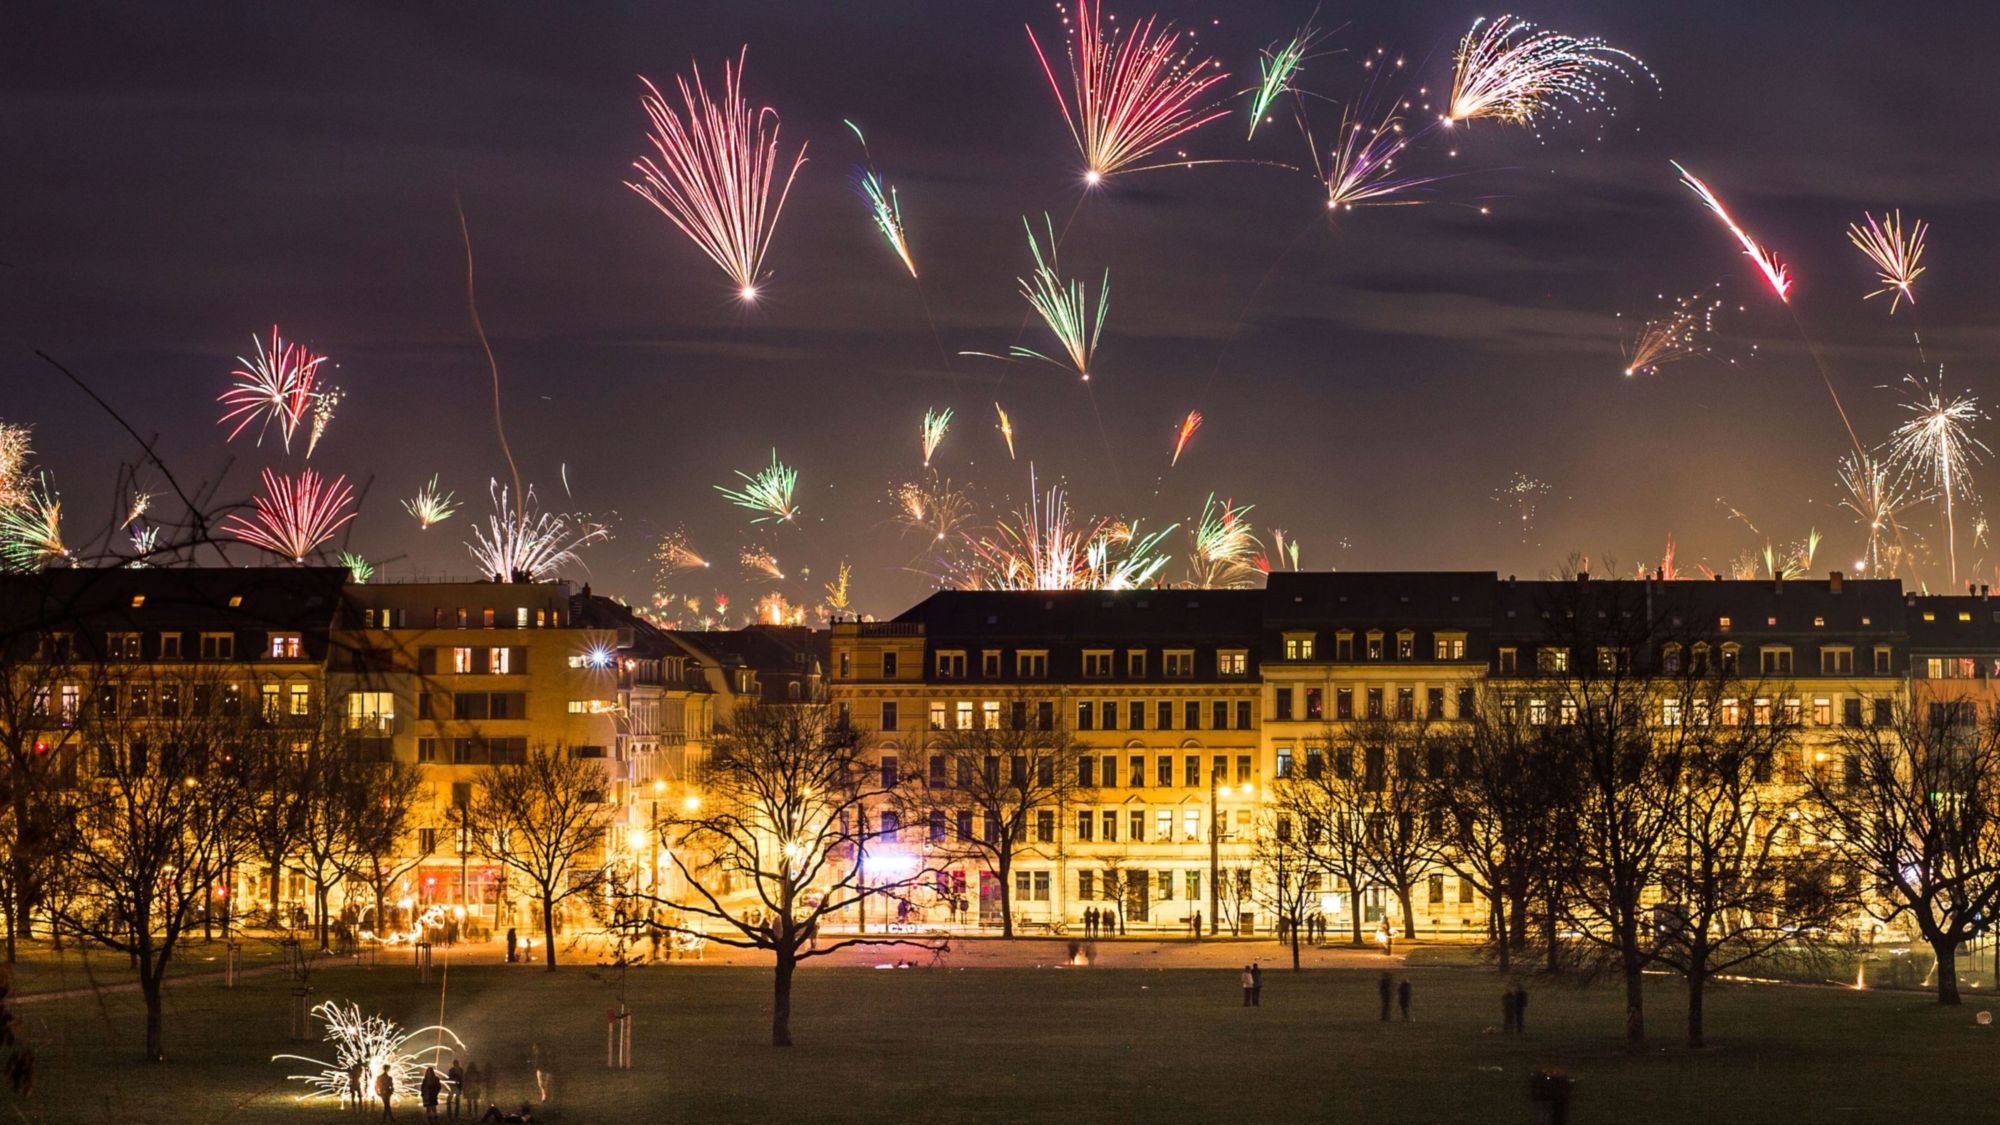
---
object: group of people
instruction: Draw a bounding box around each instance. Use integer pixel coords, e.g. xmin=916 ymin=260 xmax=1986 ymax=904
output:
xmin=1239 ymin=963 xmax=1264 ymax=1005
xmin=1377 ymin=972 xmax=1413 ymax=1021
xmin=345 ymin=1058 xmax=480 ymax=1121
xmin=1501 ymin=982 xmax=1531 ymax=1032
xmin=1080 ymin=906 xmax=1120 ymax=937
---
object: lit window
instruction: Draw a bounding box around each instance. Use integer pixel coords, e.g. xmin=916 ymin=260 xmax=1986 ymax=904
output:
xmin=289 ymin=683 xmax=311 ymax=715
xmin=489 ymin=647 xmax=513 ymax=674
xmin=454 ymin=647 xmax=474 ymax=673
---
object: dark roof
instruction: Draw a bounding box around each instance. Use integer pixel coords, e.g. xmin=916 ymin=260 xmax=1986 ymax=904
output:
xmin=1263 ymin=572 xmax=1497 ymax=626
xmin=893 ymin=589 xmax=1263 ymax=644
xmin=0 ymin=566 xmax=350 ymax=659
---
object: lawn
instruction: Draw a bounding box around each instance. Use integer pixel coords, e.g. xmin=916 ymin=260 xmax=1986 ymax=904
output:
xmin=7 ymin=948 xmax=1999 ymax=1123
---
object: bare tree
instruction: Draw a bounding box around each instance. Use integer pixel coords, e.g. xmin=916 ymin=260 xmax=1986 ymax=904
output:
xmin=1801 ymin=698 xmax=2000 ymax=1005
xmin=1269 ymin=741 xmax=1381 ymax=946
xmin=348 ymin=759 xmax=434 ymax=936
xmin=462 ymin=744 xmax=612 ymax=971
xmin=237 ymin=732 xmax=313 ymax=932
xmin=650 ymin=699 xmax=938 ymax=1046
xmin=1346 ymin=718 xmax=1448 ymax=941
xmin=920 ymin=695 xmax=1084 ymax=937
xmin=0 ymin=622 xmax=96 ymax=961
xmin=1249 ymin=805 xmax=1317 ymax=970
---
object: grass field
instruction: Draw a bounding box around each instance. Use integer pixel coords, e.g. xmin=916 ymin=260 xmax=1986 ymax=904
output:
xmin=8 ymin=943 xmax=1999 ymax=1124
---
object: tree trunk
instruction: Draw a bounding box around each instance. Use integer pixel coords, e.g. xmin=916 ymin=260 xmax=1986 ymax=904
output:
xmin=1686 ymin=964 xmax=1707 ymax=1048
xmin=1934 ymin=939 xmax=1961 ymax=1005
xmin=315 ymin=885 xmax=330 ymax=950
xmin=996 ymin=855 xmax=1014 ymax=938
xmin=141 ymin=970 xmax=166 ymax=1061
xmin=541 ymin=897 xmax=558 ymax=971
xmin=1290 ymin=918 xmax=1302 ymax=971
xmin=1349 ymin=888 xmax=1365 ymax=946
xmin=268 ymin=857 xmax=284 ymax=928
xmin=1508 ymin=889 xmax=1528 ymax=950
xmin=771 ymin=949 xmax=796 ymax=1047
xmin=1399 ymin=887 xmax=1417 ymax=941
xmin=1544 ymin=909 xmax=1560 ymax=974
xmin=1622 ymin=946 xmax=1646 ymax=1047
xmin=1491 ymin=899 xmax=1510 ymax=973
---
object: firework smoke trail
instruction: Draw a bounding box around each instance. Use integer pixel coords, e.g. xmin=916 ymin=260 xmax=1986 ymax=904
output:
xmin=1621 ymin=287 xmax=1727 ymax=376
xmin=1028 ymin=0 xmax=1230 ymax=183
xmin=218 ymin=327 xmax=326 ymax=451
xmin=921 ymin=407 xmax=953 ymax=467
xmin=305 ymin=385 xmax=341 ymax=458
xmin=715 ymin=449 xmax=799 ymax=523
xmin=996 ymin=213 xmax=1107 ymax=380
xmin=1671 ymin=162 xmax=1789 ymax=302
xmin=1839 ymin=452 xmax=1919 ymax=578
xmin=1847 ymin=210 xmax=1927 ymax=313
xmin=0 ymin=473 xmax=65 ymax=572
xmin=1247 ymin=21 xmax=1323 ymax=139
xmin=1171 ymin=410 xmax=1202 ymax=466
xmin=655 ymin=528 xmax=710 ymax=575
xmin=403 ymin=475 xmax=460 ymax=529
xmin=222 ymin=468 xmax=357 ymax=562
xmin=843 ymin=120 xmax=918 ymax=277
xmin=1445 ymin=15 xmax=1652 ymax=131
xmin=627 ymin=48 xmax=807 ymax=301
xmin=273 ymin=1002 xmax=463 ymax=1104
xmin=0 ymin=421 xmax=32 ymax=510
xmin=740 ymin=545 xmax=785 ymax=582
xmin=1187 ymin=493 xmax=1261 ymax=588
xmin=1887 ymin=372 xmax=1989 ymax=589
xmin=466 ymin=479 xmax=610 ymax=581
xmin=339 ymin=551 xmax=375 ymax=584
xmin=995 ymin=403 xmax=1017 ymax=459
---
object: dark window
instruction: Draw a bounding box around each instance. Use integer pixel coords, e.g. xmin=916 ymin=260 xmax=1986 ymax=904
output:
xmin=1157 ymin=701 xmax=1174 ymax=730
xmin=1336 ymin=688 xmax=1353 ymax=720
xmin=1129 ymin=700 xmax=1146 ymax=730
xmin=1184 ymin=701 xmax=1201 ymax=730
xmin=1079 ymin=756 xmax=1095 ymax=787
xmin=1305 ymin=688 xmax=1323 ymax=720
xmin=881 ymin=701 xmax=898 ymax=731
xmin=1212 ymin=701 xmax=1229 ymax=730
xmin=1236 ymin=700 xmax=1251 ymax=729
xmin=1426 ymin=688 xmax=1445 ymax=720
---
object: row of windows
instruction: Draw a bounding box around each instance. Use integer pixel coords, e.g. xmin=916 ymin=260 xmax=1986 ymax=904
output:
xmin=1078 ymin=753 xmax=1256 ymax=789
xmin=418 ymin=691 xmax=529 ymax=721
xmin=63 ymin=631 xmax=290 ymax=661
xmin=32 ymin=681 xmax=310 ymax=720
xmin=922 ymin=648 xmax=1253 ymax=681
xmin=417 ymin=736 xmax=529 ymax=765
xmin=375 ymin=606 xmax=562 ymax=629
xmin=1075 ymin=699 xmax=1252 ymax=732
xmin=1275 ymin=685 xmax=1476 ymax=723
xmin=1282 ymin=632 xmax=1467 ymax=663
xmin=1494 ymin=644 xmax=1895 ymax=677
xmin=881 ymin=698 xmax=1255 ymax=734
xmin=418 ymin=646 xmax=526 ymax=675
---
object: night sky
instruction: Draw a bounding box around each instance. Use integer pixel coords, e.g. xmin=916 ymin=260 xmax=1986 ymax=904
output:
xmin=7 ymin=1 xmax=2000 ymax=616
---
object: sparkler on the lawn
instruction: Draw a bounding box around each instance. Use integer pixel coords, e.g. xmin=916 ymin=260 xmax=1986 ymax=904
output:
xmin=272 ymin=1002 xmax=464 ymax=1105
xmin=1846 ymin=210 xmax=1927 ymax=313
xmin=715 ymin=449 xmax=799 ymax=523
xmin=995 ymin=403 xmax=1017 ymax=459
xmin=655 ymin=528 xmax=710 ymax=575
xmin=628 ymin=48 xmax=807 ymax=301
xmin=1672 ymin=161 xmax=1791 ymax=302
xmin=402 ymin=475 xmax=460 ymax=529
xmin=1839 ymin=452 xmax=1919 ymax=578
xmin=741 ymin=545 xmax=786 ymax=582
xmin=844 ymin=120 xmax=917 ymax=277
xmin=972 ymin=214 xmax=1107 ymax=380
xmin=1445 ymin=15 xmax=1650 ymax=130
xmin=1621 ymin=288 xmax=1726 ymax=377
xmin=466 ymin=480 xmax=610 ymax=582
xmin=339 ymin=551 xmax=375 ymax=584
xmin=1187 ymin=493 xmax=1261 ymax=588
xmin=1887 ymin=372 xmax=1989 ymax=589
xmin=921 ymin=407 xmax=953 ymax=467
xmin=961 ymin=473 xmax=1174 ymax=590
xmin=0 ymin=421 xmax=33 ymax=510
xmin=223 ymin=468 xmax=357 ymax=562
xmin=894 ymin=475 xmax=975 ymax=545
xmin=1171 ymin=410 xmax=1202 ymax=466
xmin=0 ymin=473 xmax=65 ymax=572
xmin=218 ymin=326 xmax=327 ymax=451
xmin=1247 ymin=21 xmax=1323 ymax=139
xmin=1028 ymin=0 xmax=1230 ymax=183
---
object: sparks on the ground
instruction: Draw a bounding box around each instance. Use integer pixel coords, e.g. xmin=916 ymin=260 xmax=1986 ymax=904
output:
xmin=1621 ymin=287 xmax=1726 ymax=376
xmin=921 ymin=407 xmax=953 ymax=467
xmin=844 ymin=120 xmax=918 ymax=277
xmin=223 ymin=468 xmax=357 ymax=563
xmin=1171 ymin=410 xmax=1203 ymax=466
xmin=0 ymin=472 xmax=65 ymax=573
xmin=273 ymin=1002 xmax=464 ymax=1105
xmin=466 ymin=479 xmax=610 ymax=582
xmin=402 ymin=475 xmax=460 ymax=530
xmin=1028 ymin=0 xmax=1229 ymax=182
xmin=628 ymin=48 xmax=806 ymax=300
xmin=1887 ymin=371 xmax=1989 ymax=589
xmin=218 ymin=326 xmax=326 ymax=451
xmin=1247 ymin=21 xmax=1323 ymax=139
xmin=715 ymin=449 xmax=800 ymax=523
xmin=1445 ymin=15 xmax=1651 ymax=130
xmin=995 ymin=402 xmax=1017 ymax=459
xmin=1672 ymin=161 xmax=1791 ymax=303
xmin=1847 ymin=210 xmax=1927 ymax=313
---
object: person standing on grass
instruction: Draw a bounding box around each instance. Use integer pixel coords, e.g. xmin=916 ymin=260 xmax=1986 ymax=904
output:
xmin=446 ymin=1060 xmax=465 ymax=1118
xmin=376 ymin=1066 xmax=396 ymax=1121
xmin=1397 ymin=978 xmax=1411 ymax=1021
xmin=1241 ymin=964 xmax=1255 ymax=1006
xmin=1514 ymin=984 xmax=1529 ymax=1032
xmin=347 ymin=1063 xmax=366 ymax=1111
xmin=1502 ymin=986 xmax=1518 ymax=1033
xmin=1250 ymin=962 xmax=1263 ymax=1006
xmin=1378 ymin=971 xmax=1393 ymax=1021
xmin=421 ymin=1066 xmax=443 ymax=1122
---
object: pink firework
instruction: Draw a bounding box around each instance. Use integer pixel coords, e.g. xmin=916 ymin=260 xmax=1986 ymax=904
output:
xmin=223 ymin=468 xmax=357 ymax=562
xmin=1028 ymin=0 xmax=1230 ymax=183
xmin=219 ymin=326 xmax=326 ymax=451
xmin=627 ymin=48 xmax=807 ymax=301
xmin=1671 ymin=161 xmax=1791 ymax=302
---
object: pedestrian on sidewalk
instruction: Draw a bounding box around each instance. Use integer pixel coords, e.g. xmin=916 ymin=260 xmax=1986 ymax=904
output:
xmin=1250 ymin=962 xmax=1263 ymax=1006
xmin=1190 ymin=910 xmax=1202 ymax=939
xmin=1397 ymin=978 xmax=1411 ymax=1021
xmin=1241 ymin=964 xmax=1255 ymax=1007
xmin=1378 ymin=971 xmax=1393 ymax=1021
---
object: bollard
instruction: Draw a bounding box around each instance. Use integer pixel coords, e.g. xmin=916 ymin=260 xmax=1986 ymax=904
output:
xmin=224 ymin=940 xmax=241 ymax=988
xmin=605 ymin=1005 xmax=633 ymax=1068
xmin=416 ymin=941 xmax=433 ymax=983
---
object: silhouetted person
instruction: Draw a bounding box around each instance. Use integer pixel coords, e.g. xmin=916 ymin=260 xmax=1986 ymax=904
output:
xmin=1378 ymin=971 xmax=1393 ymax=1021
xmin=1250 ymin=962 xmax=1263 ymax=1006
xmin=1502 ymin=986 xmax=1518 ymax=1032
xmin=1241 ymin=964 xmax=1254 ymax=1006
xmin=1398 ymin=978 xmax=1412 ymax=1021
xmin=1514 ymin=984 xmax=1529 ymax=1032
xmin=376 ymin=1066 xmax=396 ymax=1121
xmin=445 ymin=1060 xmax=464 ymax=1118
xmin=420 ymin=1066 xmax=442 ymax=1121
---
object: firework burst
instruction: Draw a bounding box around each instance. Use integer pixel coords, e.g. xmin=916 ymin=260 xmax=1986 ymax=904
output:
xmin=218 ymin=327 xmax=327 ymax=451
xmin=1187 ymin=494 xmax=1261 ymax=588
xmin=1621 ymin=287 xmax=1727 ymax=376
xmin=844 ymin=120 xmax=917 ymax=277
xmin=1247 ymin=21 xmax=1323 ymax=139
xmin=0 ymin=473 xmax=65 ymax=572
xmin=1887 ymin=372 xmax=1989 ymax=588
xmin=1838 ymin=452 xmax=1919 ymax=578
xmin=1312 ymin=87 xmax=1446 ymax=211
xmin=1445 ymin=15 xmax=1651 ymax=130
xmin=339 ymin=551 xmax=375 ymax=584
xmin=402 ymin=475 xmax=460 ymax=530
xmin=995 ymin=402 xmax=1017 ymax=459
xmin=1847 ymin=210 xmax=1927 ymax=313
xmin=272 ymin=1002 xmax=464 ymax=1105
xmin=715 ymin=449 xmax=799 ymax=523
xmin=654 ymin=528 xmax=710 ymax=575
xmin=1028 ymin=0 xmax=1229 ymax=183
xmin=627 ymin=48 xmax=807 ymax=301
xmin=1493 ymin=472 xmax=1551 ymax=544
xmin=1012 ymin=214 xmax=1108 ymax=380
xmin=740 ymin=545 xmax=786 ymax=582
xmin=921 ymin=407 xmax=953 ymax=467
xmin=1672 ymin=161 xmax=1791 ymax=302
xmin=892 ymin=474 xmax=975 ymax=544
xmin=962 ymin=472 xmax=1173 ymax=591
xmin=305 ymin=385 xmax=341 ymax=458
xmin=466 ymin=480 xmax=610 ymax=582
xmin=1171 ymin=410 xmax=1202 ymax=466
xmin=222 ymin=468 xmax=356 ymax=563
xmin=0 ymin=421 xmax=32 ymax=510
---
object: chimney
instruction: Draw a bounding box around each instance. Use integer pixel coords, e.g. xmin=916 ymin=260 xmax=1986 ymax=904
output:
xmin=1829 ymin=570 xmax=1843 ymax=594
xmin=1576 ymin=570 xmax=1589 ymax=584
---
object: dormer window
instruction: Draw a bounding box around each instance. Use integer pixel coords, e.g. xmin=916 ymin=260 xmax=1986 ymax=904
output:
xmin=936 ymin=651 xmax=967 ymax=679
xmin=1284 ymin=634 xmax=1316 ymax=661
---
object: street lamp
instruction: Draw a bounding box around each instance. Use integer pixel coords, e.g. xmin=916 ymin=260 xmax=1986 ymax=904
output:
xmin=1210 ymin=772 xmax=1252 ymax=937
